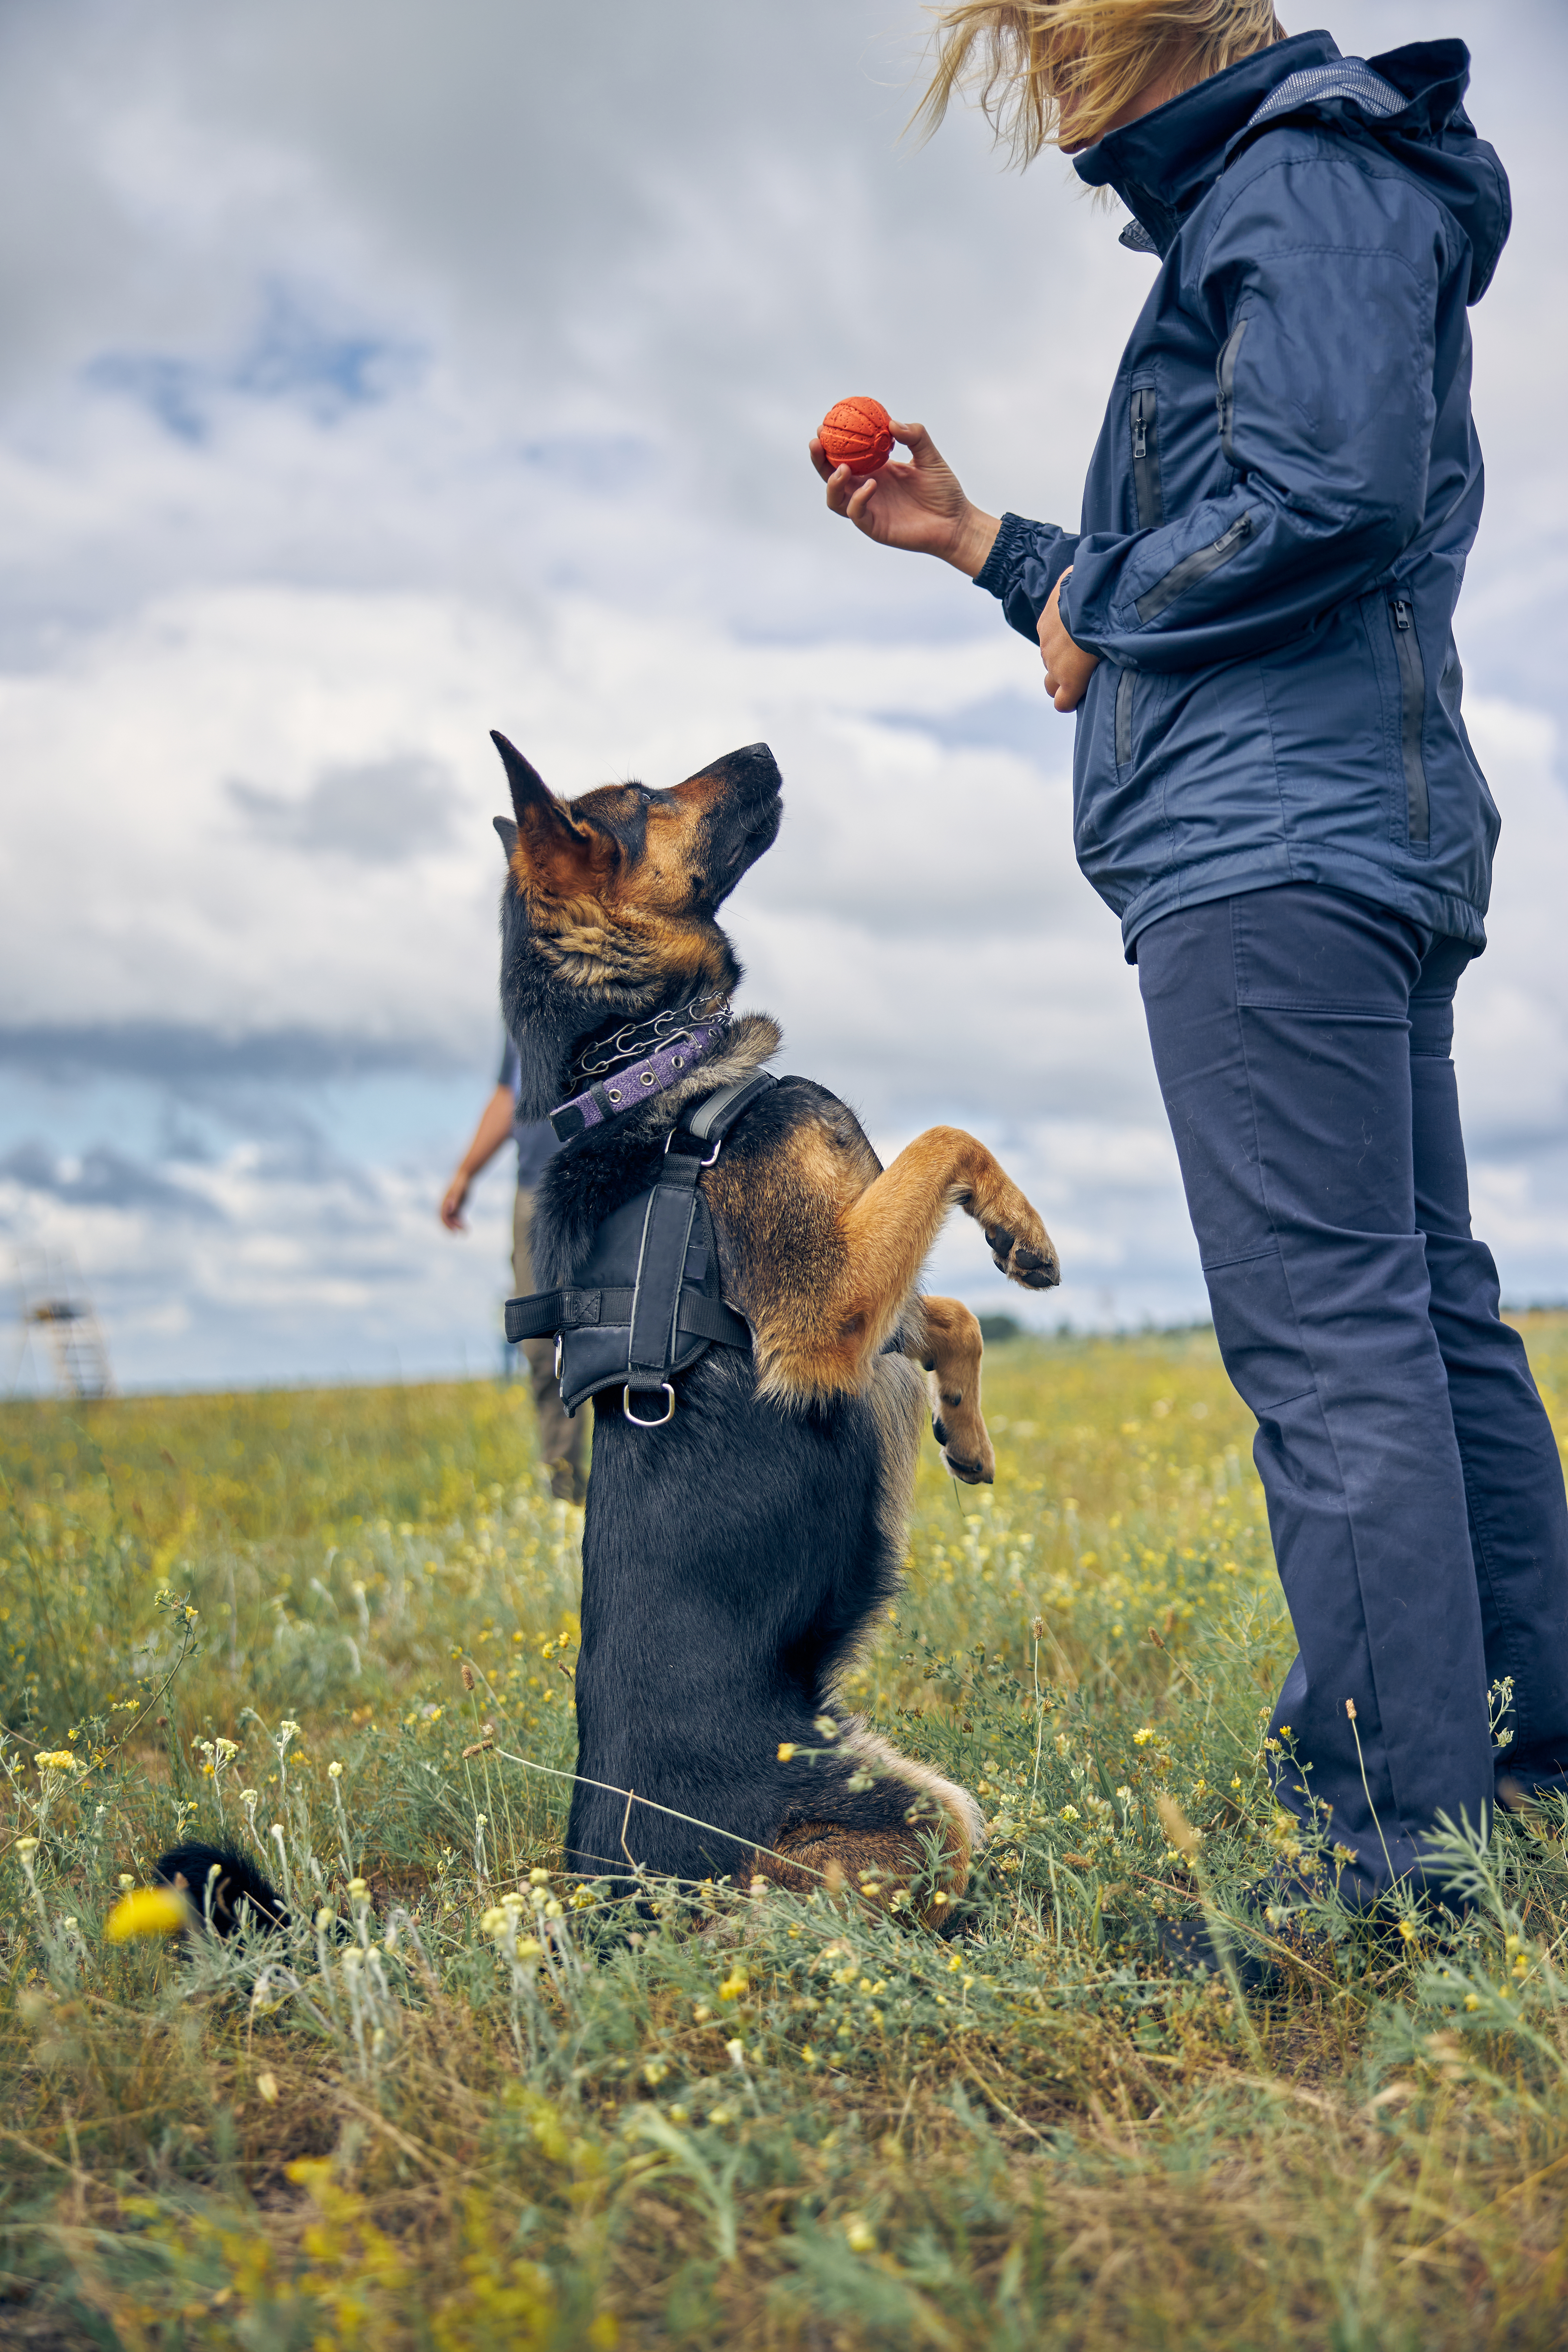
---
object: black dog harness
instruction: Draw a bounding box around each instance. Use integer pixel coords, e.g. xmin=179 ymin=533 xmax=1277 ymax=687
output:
xmin=504 ymin=1073 xmax=776 ymax=1427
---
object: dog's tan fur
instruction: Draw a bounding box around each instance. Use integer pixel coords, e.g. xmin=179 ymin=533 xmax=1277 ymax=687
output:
xmin=751 ymin=1729 xmax=987 ymax=1925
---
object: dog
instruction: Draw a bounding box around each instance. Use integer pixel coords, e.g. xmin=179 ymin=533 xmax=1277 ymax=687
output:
xmin=493 ymin=730 xmax=1059 ymax=1921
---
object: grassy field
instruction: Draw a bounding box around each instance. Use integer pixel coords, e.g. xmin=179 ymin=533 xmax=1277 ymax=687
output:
xmin=2 ymin=1322 xmax=1567 ymax=2348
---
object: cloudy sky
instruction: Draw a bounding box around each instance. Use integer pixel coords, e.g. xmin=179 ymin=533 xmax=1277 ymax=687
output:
xmin=2 ymin=0 xmax=1566 ymax=1393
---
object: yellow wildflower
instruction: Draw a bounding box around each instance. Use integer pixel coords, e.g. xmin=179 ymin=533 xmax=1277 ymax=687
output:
xmin=105 ymin=1885 xmax=189 ymax=1941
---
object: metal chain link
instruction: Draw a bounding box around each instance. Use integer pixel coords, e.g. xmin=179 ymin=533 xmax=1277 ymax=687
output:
xmin=570 ymin=995 xmax=731 ymax=1085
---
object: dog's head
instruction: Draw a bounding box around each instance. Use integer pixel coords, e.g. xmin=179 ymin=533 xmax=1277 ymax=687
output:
xmin=491 ymin=733 xmax=783 ymax=1115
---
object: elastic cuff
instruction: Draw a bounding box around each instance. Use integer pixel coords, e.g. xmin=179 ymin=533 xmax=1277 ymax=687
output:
xmin=973 ymin=511 xmax=1031 ymax=598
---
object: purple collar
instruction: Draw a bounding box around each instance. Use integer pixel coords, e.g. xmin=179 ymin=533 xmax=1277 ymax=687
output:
xmin=548 ymin=1020 xmax=726 ymax=1143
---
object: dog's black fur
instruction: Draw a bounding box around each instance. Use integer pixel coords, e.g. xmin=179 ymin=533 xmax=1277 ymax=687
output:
xmin=538 ymin=1086 xmax=924 ymax=1888
xmin=153 ymin=1841 xmax=288 ymax=1936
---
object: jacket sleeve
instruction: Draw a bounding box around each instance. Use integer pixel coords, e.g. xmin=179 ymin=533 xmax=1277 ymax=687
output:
xmin=1057 ymin=153 xmax=1446 ymax=674
xmin=973 ymin=512 xmax=1080 ymax=643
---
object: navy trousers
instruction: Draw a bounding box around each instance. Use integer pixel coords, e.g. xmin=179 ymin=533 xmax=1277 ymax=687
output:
xmin=1137 ymin=885 xmax=1568 ymax=1902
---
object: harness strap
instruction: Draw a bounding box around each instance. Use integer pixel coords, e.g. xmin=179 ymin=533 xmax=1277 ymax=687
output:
xmin=505 ymin=1287 xmax=749 ymax=1352
xmin=626 ymin=1149 xmax=702 ymax=1384
xmin=506 ymin=1070 xmax=780 ymax=1419
xmin=622 ymin=1075 xmax=775 ymax=1381
xmin=685 ymin=1071 xmax=776 ymax=1142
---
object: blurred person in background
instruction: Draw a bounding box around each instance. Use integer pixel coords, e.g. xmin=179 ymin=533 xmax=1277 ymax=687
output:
xmin=441 ymin=1038 xmax=586 ymax=1504
xmin=812 ymin=0 xmax=1568 ymax=1959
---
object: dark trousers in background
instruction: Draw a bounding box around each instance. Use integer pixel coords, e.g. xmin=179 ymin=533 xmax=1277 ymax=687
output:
xmin=513 ymin=1186 xmax=587 ymax=1503
xmin=1137 ymin=884 xmax=1568 ymax=1903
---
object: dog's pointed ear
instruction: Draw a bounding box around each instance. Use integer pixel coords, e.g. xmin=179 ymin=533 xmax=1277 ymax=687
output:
xmin=493 ymin=814 xmax=519 ymax=855
xmin=490 ymin=729 xmax=612 ymax=899
xmin=491 ymin=732 xmax=558 ymax=827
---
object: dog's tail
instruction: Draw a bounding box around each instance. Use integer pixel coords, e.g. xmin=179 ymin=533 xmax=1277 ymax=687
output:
xmin=153 ymin=1842 xmax=289 ymax=1937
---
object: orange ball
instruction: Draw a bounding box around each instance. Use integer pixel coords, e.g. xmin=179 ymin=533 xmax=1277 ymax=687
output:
xmin=819 ymin=396 xmax=894 ymax=475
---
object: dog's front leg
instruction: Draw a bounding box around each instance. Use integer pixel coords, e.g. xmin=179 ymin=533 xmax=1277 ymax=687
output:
xmin=912 ymin=1295 xmax=993 ymax=1484
xmin=833 ymin=1125 xmax=1056 ymax=1365
xmin=760 ymin=1125 xmax=1056 ymax=1394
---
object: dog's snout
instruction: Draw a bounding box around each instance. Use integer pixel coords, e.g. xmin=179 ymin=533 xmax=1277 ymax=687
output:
xmin=696 ymin=742 xmax=783 ymax=801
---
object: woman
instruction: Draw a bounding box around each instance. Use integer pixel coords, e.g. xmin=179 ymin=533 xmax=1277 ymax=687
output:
xmin=813 ymin=0 xmax=1568 ymax=1938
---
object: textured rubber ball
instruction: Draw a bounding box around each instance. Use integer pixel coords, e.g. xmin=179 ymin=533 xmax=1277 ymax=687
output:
xmin=819 ymin=396 xmax=894 ymax=474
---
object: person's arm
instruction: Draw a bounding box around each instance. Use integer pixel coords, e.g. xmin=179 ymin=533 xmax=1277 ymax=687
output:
xmin=810 ymin=419 xmax=1086 ymax=701
xmin=440 ymin=1084 xmax=516 ymax=1232
xmin=1059 ymin=158 xmax=1446 ymax=674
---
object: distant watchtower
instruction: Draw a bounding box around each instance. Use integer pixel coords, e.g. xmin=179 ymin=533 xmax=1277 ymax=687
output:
xmin=13 ymin=1251 xmax=114 ymax=1399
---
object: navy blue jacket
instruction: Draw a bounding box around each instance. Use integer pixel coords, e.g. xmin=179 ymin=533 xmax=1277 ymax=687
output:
xmin=975 ymin=31 xmax=1510 ymax=958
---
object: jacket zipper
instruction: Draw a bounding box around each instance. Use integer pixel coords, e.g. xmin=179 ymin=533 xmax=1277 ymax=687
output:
xmin=1130 ymin=385 xmax=1165 ymax=528
xmin=1114 ymin=667 xmax=1134 ymax=766
xmin=1135 ymin=509 xmax=1254 ymax=624
xmin=1215 ymin=316 xmax=1249 ymax=468
xmin=1390 ymin=597 xmax=1430 ymax=849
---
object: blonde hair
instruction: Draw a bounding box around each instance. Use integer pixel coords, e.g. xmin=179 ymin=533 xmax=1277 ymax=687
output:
xmin=915 ymin=0 xmax=1287 ymax=164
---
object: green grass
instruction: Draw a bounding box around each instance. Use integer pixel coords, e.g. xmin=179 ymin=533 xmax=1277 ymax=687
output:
xmin=2 ymin=1324 xmax=1567 ymax=2347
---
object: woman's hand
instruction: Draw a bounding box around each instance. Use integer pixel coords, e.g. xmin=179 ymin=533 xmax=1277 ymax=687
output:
xmin=809 ymin=419 xmax=1001 ymax=578
xmin=1038 ymin=570 xmax=1099 ymax=710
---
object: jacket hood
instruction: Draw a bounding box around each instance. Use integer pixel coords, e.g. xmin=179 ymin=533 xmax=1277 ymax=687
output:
xmin=1074 ymin=30 xmax=1510 ymax=303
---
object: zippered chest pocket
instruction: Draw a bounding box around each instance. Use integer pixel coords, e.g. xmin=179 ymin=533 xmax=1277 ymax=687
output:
xmin=1388 ymin=596 xmax=1430 ymax=850
xmin=1130 ymin=382 xmax=1165 ymax=529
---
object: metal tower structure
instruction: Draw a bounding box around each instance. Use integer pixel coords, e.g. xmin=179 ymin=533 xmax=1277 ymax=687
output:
xmin=12 ymin=1249 xmax=114 ymax=1399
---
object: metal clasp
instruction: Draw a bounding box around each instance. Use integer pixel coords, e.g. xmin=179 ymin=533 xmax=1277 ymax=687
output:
xmin=623 ymin=1383 xmax=676 ymax=1427
xmin=666 ymin=1127 xmax=722 ymax=1168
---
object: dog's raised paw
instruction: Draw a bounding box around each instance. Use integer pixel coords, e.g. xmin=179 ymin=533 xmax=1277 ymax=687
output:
xmin=988 ymin=1203 xmax=1059 ymax=1291
xmin=1013 ymin=1246 xmax=1055 ymax=1286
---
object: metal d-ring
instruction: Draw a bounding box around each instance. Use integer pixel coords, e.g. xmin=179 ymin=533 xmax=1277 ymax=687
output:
xmin=623 ymin=1383 xmax=676 ymax=1427
xmin=664 ymin=1127 xmax=722 ymax=1167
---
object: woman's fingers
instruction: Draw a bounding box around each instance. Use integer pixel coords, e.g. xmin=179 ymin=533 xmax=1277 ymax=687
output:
xmin=822 ymin=460 xmax=866 ymax=518
xmin=819 ymin=458 xmax=884 ymax=531
xmin=846 ymin=477 xmax=880 ymax=526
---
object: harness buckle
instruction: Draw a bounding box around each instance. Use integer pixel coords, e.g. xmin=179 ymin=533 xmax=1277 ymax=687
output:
xmin=666 ymin=1126 xmax=722 ymax=1168
xmin=623 ymin=1383 xmax=676 ymax=1427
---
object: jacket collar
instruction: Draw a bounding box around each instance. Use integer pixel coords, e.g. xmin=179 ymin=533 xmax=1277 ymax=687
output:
xmin=1073 ymin=29 xmax=1341 ymax=250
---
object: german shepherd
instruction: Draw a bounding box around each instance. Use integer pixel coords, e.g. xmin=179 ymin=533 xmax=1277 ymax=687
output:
xmin=494 ymin=733 xmax=1058 ymax=1918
